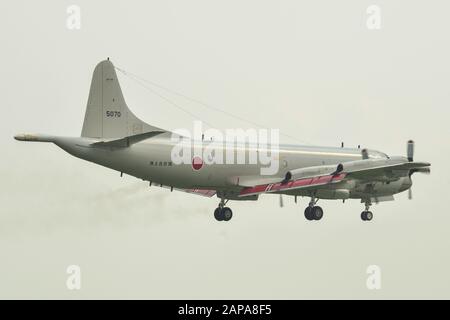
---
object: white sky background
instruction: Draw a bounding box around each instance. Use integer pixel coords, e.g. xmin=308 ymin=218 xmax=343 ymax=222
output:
xmin=0 ymin=0 xmax=449 ymax=298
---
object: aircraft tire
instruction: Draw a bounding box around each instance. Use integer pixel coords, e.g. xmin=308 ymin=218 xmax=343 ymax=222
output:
xmin=312 ymin=206 xmax=323 ymax=220
xmin=222 ymin=207 xmax=233 ymax=221
xmin=304 ymin=207 xmax=314 ymax=221
xmin=361 ymin=211 xmax=373 ymax=221
xmin=214 ymin=207 xmax=224 ymax=221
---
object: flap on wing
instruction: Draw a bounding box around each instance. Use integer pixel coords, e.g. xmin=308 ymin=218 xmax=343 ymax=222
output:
xmin=239 ymin=173 xmax=346 ymax=197
xmin=91 ymin=131 xmax=164 ymax=148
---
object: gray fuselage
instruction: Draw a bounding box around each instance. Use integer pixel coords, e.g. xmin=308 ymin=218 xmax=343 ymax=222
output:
xmin=53 ymin=135 xmax=411 ymax=200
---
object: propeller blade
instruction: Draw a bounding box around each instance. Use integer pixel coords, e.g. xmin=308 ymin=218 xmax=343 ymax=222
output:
xmin=279 ymin=194 xmax=284 ymax=208
xmin=408 ymin=188 xmax=412 ymax=200
xmin=361 ymin=148 xmax=369 ymax=160
xmin=407 ymin=140 xmax=414 ymax=162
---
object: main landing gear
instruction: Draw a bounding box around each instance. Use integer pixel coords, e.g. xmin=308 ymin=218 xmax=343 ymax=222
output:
xmin=214 ymin=198 xmax=233 ymax=222
xmin=361 ymin=201 xmax=373 ymax=221
xmin=304 ymin=197 xmax=323 ymax=221
xmin=302 ymin=197 xmax=374 ymax=222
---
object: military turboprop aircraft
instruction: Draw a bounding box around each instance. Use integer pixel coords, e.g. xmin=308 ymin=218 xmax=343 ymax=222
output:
xmin=15 ymin=59 xmax=431 ymax=222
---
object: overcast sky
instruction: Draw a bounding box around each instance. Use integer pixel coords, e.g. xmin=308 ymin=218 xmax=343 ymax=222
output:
xmin=1 ymin=0 xmax=449 ymax=298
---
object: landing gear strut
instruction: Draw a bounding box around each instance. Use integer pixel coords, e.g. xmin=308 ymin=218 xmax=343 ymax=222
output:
xmin=361 ymin=201 xmax=373 ymax=221
xmin=214 ymin=197 xmax=233 ymax=222
xmin=304 ymin=196 xmax=323 ymax=221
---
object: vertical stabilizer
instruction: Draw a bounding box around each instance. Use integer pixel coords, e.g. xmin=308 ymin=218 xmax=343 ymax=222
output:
xmin=81 ymin=59 xmax=162 ymax=139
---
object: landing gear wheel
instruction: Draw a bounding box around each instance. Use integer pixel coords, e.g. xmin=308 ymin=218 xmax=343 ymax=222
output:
xmin=361 ymin=211 xmax=373 ymax=221
xmin=222 ymin=207 xmax=233 ymax=221
xmin=312 ymin=206 xmax=323 ymax=220
xmin=214 ymin=207 xmax=224 ymax=221
xmin=304 ymin=207 xmax=314 ymax=221
xmin=305 ymin=206 xmax=323 ymax=221
xmin=214 ymin=207 xmax=232 ymax=222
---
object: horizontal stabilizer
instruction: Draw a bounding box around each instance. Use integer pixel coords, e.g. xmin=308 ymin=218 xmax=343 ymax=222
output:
xmin=14 ymin=133 xmax=56 ymax=143
xmin=90 ymin=131 xmax=164 ymax=148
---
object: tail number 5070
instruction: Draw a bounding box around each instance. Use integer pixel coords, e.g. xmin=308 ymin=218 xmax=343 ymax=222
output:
xmin=106 ymin=111 xmax=121 ymax=117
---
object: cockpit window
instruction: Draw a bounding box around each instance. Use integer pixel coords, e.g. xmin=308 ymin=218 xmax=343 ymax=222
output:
xmin=368 ymin=150 xmax=389 ymax=159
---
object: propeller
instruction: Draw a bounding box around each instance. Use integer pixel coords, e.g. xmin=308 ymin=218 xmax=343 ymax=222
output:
xmin=407 ymin=140 xmax=414 ymax=162
xmin=406 ymin=140 xmax=430 ymax=199
xmin=406 ymin=140 xmax=415 ymax=199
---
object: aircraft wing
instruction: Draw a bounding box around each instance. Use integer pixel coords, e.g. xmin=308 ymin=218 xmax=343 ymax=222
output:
xmin=238 ymin=159 xmax=430 ymax=198
xmin=239 ymin=173 xmax=346 ymax=197
xmin=345 ymin=161 xmax=430 ymax=180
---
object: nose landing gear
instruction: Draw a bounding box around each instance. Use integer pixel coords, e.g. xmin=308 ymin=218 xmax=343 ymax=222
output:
xmin=361 ymin=201 xmax=373 ymax=221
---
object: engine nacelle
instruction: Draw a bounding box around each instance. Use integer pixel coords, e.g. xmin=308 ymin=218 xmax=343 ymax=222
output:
xmin=316 ymin=189 xmax=350 ymax=200
xmin=285 ymin=164 xmax=337 ymax=181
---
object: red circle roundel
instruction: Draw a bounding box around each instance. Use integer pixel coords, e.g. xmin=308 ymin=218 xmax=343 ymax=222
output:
xmin=192 ymin=156 xmax=203 ymax=171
